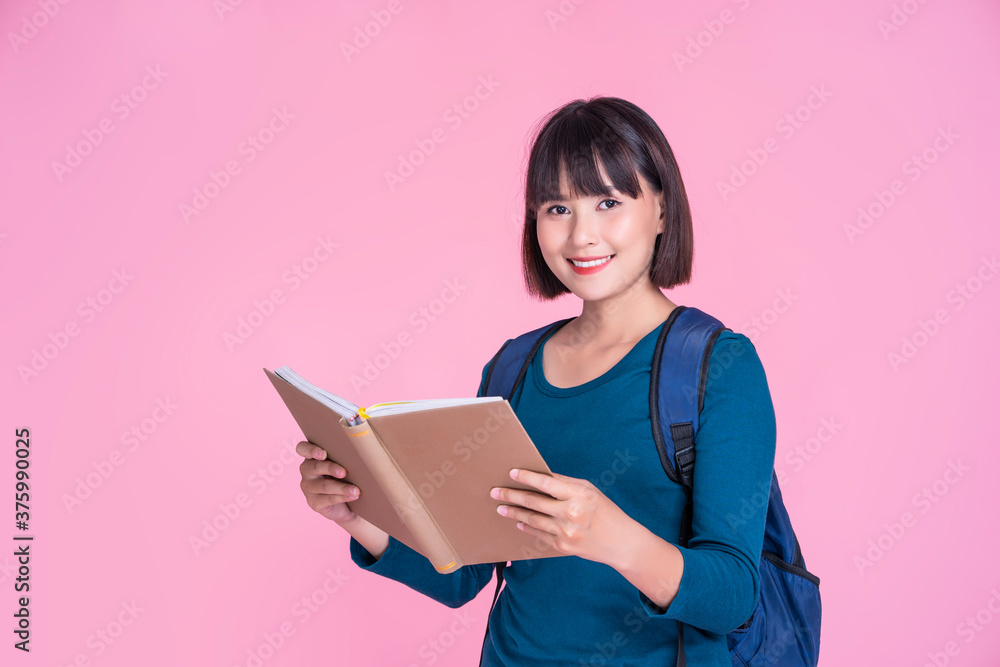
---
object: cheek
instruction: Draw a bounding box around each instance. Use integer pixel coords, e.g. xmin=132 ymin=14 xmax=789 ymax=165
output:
xmin=608 ymin=215 xmax=658 ymax=249
xmin=535 ymin=223 xmax=560 ymax=257
xmin=535 ymin=226 xmax=567 ymax=275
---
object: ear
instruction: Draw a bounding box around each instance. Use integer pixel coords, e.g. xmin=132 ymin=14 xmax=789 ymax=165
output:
xmin=656 ymin=194 xmax=666 ymax=233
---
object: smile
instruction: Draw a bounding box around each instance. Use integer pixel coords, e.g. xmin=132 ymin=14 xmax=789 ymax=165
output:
xmin=568 ymin=255 xmax=614 ymax=268
xmin=567 ymin=254 xmax=615 ymax=275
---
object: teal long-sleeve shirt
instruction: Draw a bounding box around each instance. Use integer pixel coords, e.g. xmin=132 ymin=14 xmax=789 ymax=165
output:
xmin=349 ymin=323 xmax=777 ymax=666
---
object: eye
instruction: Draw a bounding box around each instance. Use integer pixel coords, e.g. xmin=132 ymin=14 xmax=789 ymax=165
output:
xmin=542 ymin=199 xmax=621 ymax=216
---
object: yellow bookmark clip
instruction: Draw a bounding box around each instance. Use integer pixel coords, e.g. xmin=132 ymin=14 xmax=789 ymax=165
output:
xmin=359 ymin=401 xmax=417 ymax=421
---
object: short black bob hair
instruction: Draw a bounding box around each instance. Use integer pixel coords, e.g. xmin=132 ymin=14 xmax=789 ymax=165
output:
xmin=521 ymin=96 xmax=694 ymax=299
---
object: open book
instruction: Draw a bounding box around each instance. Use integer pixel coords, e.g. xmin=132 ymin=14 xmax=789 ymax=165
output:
xmin=264 ymin=366 xmax=560 ymax=572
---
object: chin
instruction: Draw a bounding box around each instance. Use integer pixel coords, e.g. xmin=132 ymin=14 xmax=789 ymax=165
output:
xmin=565 ymin=285 xmax=614 ymax=303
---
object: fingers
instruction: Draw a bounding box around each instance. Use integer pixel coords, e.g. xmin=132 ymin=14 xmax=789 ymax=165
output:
xmin=508 ymin=468 xmax=570 ymax=500
xmin=296 ymin=443 xmax=354 ymax=499
xmin=300 ymin=472 xmax=360 ymax=518
xmin=295 ymin=440 xmax=327 ymax=460
xmin=300 ymin=457 xmax=346 ymax=480
xmin=294 ymin=441 xmax=360 ymax=521
xmin=301 ymin=473 xmax=359 ymax=497
xmin=300 ymin=459 xmax=357 ymax=494
xmin=496 ymin=502 xmax=558 ymax=536
xmin=490 ymin=485 xmax=559 ymax=516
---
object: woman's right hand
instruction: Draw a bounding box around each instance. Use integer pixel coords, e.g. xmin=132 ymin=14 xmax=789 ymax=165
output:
xmin=297 ymin=440 xmax=360 ymax=524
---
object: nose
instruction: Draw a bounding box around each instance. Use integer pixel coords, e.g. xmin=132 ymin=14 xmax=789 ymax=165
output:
xmin=569 ymin=209 xmax=600 ymax=247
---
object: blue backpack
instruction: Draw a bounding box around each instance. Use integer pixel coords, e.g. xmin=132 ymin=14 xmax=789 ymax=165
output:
xmin=480 ymin=305 xmax=822 ymax=667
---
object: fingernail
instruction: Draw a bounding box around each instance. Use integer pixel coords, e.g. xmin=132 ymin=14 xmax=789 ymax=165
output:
xmin=510 ymin=469 xmax=519 ymax=480
xmin=497 ymin=505 xmax=508 ymax=516
xmin=490 ymin=488 xmax=500 ymax=499
xmin=350 ymin=487 xmax=360 ymax=497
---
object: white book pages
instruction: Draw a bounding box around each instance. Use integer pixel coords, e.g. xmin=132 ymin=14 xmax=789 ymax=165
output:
xmin=272 ymin=366 xmax=502 ymax=423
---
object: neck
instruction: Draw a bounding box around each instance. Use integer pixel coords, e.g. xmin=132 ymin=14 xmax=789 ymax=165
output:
xmin=573 ymin=279 xmax=677 ymax=345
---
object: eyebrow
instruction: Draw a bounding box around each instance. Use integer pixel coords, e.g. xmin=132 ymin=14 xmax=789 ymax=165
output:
xmin=540 ymin=184 xmax=620 ymax=205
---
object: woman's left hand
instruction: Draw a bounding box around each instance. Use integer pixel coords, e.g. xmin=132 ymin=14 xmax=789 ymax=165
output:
xmin=490 ymin=468 xmax=640 ymax=567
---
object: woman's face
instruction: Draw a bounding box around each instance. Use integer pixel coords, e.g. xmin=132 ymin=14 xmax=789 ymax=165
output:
xmin=535 ymin=163 xmax=665 ymax=304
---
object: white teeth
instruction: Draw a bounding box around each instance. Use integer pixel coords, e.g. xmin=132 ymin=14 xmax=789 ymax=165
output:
xmin=570 ymin=255 xmax=613 ymax=268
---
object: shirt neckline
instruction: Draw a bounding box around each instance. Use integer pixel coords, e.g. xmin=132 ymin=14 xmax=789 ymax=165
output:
xmin=531 ymin=320 xmax=667 ymax=397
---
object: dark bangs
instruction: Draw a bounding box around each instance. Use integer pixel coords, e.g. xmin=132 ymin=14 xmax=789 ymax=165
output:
xmin=521 ymin=96 xmax=694 ymax=299
xmin=526 ymin=108 xmax=652 ymax=212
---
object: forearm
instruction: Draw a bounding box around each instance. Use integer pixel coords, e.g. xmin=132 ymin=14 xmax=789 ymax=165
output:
xmin=609 ymin=517 xmax=759 ymax=633
xmin=338 ymin=515 xmax=389 ymax=560
xmin=348 ymin=533 xmax=496 ymax=609
xmin=610 ymin=518 xmax=684 ymax=609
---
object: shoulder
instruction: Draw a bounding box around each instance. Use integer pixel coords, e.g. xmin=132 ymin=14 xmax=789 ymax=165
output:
xmin=476 ymin=336 xmax=515 ymax=397
xmin=474 ymin=316 xmax=570 ymax=396
xmin=701 ymin=329 xmax=776 ymax=431
xmin=476 ymin=317 xmax=567 ymax=384
xmin=707 ymin=330 xmax=765 ymax=374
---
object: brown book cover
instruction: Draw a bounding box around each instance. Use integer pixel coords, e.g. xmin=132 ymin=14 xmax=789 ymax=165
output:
xmin=264 ymin=368 xmax=563 ymax=572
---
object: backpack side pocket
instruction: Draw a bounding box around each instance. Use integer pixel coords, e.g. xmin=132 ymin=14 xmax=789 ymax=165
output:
xmin=727 ymin=552 xmax=821 ymax=666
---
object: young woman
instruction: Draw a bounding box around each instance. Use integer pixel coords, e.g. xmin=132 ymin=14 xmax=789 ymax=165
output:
xmin=297 ymin=96 xmax=777 ymax=666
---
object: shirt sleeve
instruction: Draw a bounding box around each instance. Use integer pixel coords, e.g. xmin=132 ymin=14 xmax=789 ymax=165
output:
xmin=344 ymin=354 xmax=505 ymax=608
xmin=349 ymin=535 xmax=496 ymax=608
xmin=636 ymin=332 xmax=777 ymax=634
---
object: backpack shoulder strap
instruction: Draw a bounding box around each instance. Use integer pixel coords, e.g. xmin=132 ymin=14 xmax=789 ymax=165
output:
xmin=482 ymin=317 xmax=574 ymax=400
xmin=652 ymin=306 xmax=728 ymax=667
xmin=649 ymin=305 xmax=728 ymax=489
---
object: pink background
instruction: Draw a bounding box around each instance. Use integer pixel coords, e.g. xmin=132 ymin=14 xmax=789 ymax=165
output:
xmin=3 ymin=1 xmax=999 ymax=665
